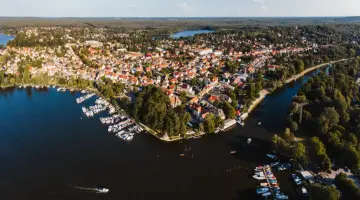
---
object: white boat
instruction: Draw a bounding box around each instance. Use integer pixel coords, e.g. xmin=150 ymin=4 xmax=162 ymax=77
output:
xmin=267 ymin=154 xmax=277 ymax=160
xmin=95 ymin=187 xmax=109 ymax=193
xmin=302 ymin=186 xmax=308 ymax=195
xmin=262 ymin=192 xmax=272 ymax=197
xmin=260 ymin=183 xmax=269 ymax=187
xmin=256 ymin=187 xmax=269 ymax=194
xmin=253 ymin=175 xmax=266 ymax=180
xmin=291 ymin=174 xmax=302 ymax=185
xmin=271 ymin=162 xmax=280 ymax=167
xmin=254 ymin=171 xmax=264 ymax=176
xmin=237 ymin=119 xmax=245 ymax=126
xmin=275 ymin=194 xmax=289 ymax=199
xmin=247 ymin=138 xmax=252 ymax=144
xmin=258 ymin=122 xmax=262 ymax=126
xmin=126 ymin=135 xmax=134 ymax=141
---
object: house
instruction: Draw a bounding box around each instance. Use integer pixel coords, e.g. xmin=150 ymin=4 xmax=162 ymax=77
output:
xmin=214 ymin=108 xmax=226 ymax=120
xmin=189 ymin=96 xmax=199 ymax=104
xmin=177 ymin=84 xmax=194 ymax=95
xmin=169 ymin=95 xmax=182 ymax=108
xmin=214 ymin=50 xmax=223 ymax=56
xmin=190 ymin=104 xmax=209 ymax=121
xmin=208 ymin=95 xmax=218 ymax=103
xmin=199 ymin=48 xmax=213 ymax=56
xmin=84 ymin=40 xmax=103 ymax=48
xmin=268 ymin=65 xmax=278 ymax=71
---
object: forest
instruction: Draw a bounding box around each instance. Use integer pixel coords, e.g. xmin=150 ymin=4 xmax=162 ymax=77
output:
xmin=131 ymin=86 xmax=191 ymax=137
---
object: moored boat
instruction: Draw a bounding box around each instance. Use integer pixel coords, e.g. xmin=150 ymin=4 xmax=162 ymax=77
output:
xmin=267 ymin=154 xmax=277 ymax=160
xmin=253 ymin=175 xmax=266 ymax=180
xmin=262 ymin=192 xmax=272 ymax=197
xmin=256 ymin=187 xmax=269 ymax=194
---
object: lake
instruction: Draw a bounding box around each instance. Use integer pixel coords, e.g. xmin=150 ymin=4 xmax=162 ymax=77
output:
xmin=0 ymin=34 xmax=14 ymax=46
xmin=0 ymin=70 xmax=319 ymax=199
xmin=170 ymin=30 xmax=214 ymax=39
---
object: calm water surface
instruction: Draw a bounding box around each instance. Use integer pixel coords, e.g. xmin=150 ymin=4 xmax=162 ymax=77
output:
xmin=0 ymin=71 xmax=316 ymax=200
xmin=170 ymin=30 xmax=214 ymax=39
xmin=0 ymin=34 xmax=14 ymax=46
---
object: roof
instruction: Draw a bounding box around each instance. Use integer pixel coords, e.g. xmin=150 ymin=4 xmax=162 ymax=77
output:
xmin=300 ymin=171 xmax=314 ymax=180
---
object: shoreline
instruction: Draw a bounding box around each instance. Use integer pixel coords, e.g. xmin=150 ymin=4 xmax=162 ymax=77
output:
xmin=241 ymin=58 xmax=352 ymax=121
xmin=1 ymin=57 xmax=352 ymax=143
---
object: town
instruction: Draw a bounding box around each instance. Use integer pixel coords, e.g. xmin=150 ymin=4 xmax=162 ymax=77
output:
xmin=1 ymin=13 xmax=360 ymax=200
xmin=0 ymin=25 xmax=356 ymax=141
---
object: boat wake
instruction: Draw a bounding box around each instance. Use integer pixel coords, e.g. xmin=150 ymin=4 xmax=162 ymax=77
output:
xmin=72 ymin=186 xmax=109 ymax=194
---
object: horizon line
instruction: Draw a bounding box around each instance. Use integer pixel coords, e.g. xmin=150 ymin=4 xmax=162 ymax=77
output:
xmin=0 ymin=16 xmax=359 ymax=19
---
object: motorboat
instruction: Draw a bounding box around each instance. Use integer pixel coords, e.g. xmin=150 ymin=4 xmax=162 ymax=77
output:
xmin=291 ymin=174 xmax=302 ymax=185
xmin=230 ymin=151 xmax=236 ymax=154
xmin=247 ymin=138 xmax=252 ymax=144
xmin=254 ymin=171 xmax=264 ymax=176
xmin=302 ymin=186 xmax=309 ymax=196
xmin=95 ymin=187 xmax=109 ymax=193
xmin=269 ymin=179 xmax=277 ymax=183
xmin=253 ymin=175 xmax=266 ymax=180
xmin=260 ymin=183 xmax=269 ymax=187
xmin=277 ymin=163 xmax=291 ymax=171
xmin=258 ymin=122 xmax=262 ymax=126
xmin=267 ymin=154 xmax=277 ymax=160
xmin=271 ymin=162 xmax=280 ymax=167
xmin=256 ymin=187 xmax=269 ymax=194
xmin=255 ymin=165 xmax=269 ymax=171
xmin=273 ymin=186 xmax=280 ymax=192
xmin=275 ymin=194 xmax=289 ymax=199
xmin=126 ymin=135 xmax=134 ymax=141
xmin=262 ymin=192 xmax=272 ymax=197
xmin=237 ymin=119 xmax=245 ymax=126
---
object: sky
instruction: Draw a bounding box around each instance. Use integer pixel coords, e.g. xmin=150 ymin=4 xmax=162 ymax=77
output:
xmin=1 ymin=0 xmax=360 ymax=17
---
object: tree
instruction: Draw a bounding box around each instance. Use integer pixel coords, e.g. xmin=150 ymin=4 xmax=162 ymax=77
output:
xmin=223 ymin=101 xmax=236 ymax=119
xmin=344 ymin=146 xmax=360 ymax=170
xmin=308 ymin=184 xmax=340 ymax=200
xmin=204 ymin=114 xmax=216 ymax=133
xmin=309 ymin=137 xmax=331 ymax=171
xmin=295 ymin=60 xmax=305 ymax=73
xmin=198 ymin=122 xmax=204 ymax=132
xmin=335 ymin=173 xmax=360 ymax=199
xmin=293 ymin=143 xmax=309 ymax=165
xmin=9 ymin=78 xmax=15 ymax=85
xmin=246 ymin=79 xmax=256 ymax=101
xmin=290 ymin=121 xmax=298 ymax=132
xmin=179 ymin=91 xmax=187 ymax=103
xmin=318 ymin=107 xmax=339 ymax=135
xmin=226 ymin=61 xmax=238 ymax=73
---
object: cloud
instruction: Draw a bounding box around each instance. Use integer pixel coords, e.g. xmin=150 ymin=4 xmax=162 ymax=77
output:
xmin=179 ymin=2 xmax=194 ymax=12
xmin=252 ymin=0 xmax=265 ymax=3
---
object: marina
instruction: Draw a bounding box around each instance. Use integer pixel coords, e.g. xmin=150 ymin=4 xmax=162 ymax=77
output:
xmin=253 ymin=160 xmax=289 ymax=199
xmin=0 ymin=68 xmax=318 ymax=200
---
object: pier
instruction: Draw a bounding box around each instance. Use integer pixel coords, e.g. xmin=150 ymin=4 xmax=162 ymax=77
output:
xmin=262 ymin=166 xmax=276 ymax=199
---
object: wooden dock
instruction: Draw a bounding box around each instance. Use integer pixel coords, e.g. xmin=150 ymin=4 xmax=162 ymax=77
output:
xmin=262 ymin=166 xmax=276 ymax=199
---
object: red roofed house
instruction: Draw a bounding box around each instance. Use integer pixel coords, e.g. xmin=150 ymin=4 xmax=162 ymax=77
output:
xmin=189 ymin=96 xmax=199 ymax=104
xmin=208 ymin=95 xmax=218 ymax=103
xmin=169 ymin=95 xmax=182 ymax=108
xmin=268 ymin=65 xmax=278 ymax=71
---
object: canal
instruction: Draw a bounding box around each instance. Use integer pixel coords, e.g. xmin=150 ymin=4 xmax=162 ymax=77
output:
xmin=0 ymin=70 xmax=318 ymax=200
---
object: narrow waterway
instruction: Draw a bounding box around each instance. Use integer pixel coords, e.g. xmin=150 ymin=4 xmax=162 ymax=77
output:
xmin=0 ymin=69 xmax=320 ymax=200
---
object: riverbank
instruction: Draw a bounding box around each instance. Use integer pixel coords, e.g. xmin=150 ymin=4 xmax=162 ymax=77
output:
xmin=240 ymin=58 xmax=352 ymax=121
xmin=285 ymin=58 xmax=349 ymax=84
